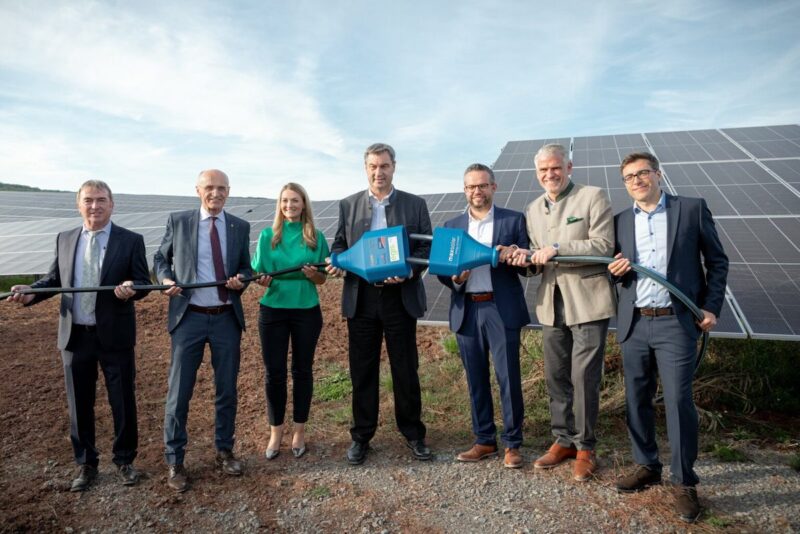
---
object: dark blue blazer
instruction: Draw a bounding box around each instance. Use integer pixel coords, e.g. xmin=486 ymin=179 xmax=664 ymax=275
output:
xmin=437 ymin=206 xmax=531 ymax=333
xmin=613 ymin=194 xmax=729 ymax=342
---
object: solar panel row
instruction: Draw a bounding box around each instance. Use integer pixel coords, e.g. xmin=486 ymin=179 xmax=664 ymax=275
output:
xmin=1 ymin=124 xmax=798 ymax=340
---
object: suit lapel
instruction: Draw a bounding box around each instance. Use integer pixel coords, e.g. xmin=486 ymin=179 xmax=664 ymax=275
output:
xmin=620 ymin=209 xmax=635 ymax=259
xmin=184 ymin=210 xmax=199 ymax=282
xmin=63 ymin=227 xmax=82 ymax=288
xmin=666 ymin=195 xmax=680 ymax=264
xmin=100 ymin=223 xmax=120 ymax=283
xmin=491 ymin=207 xmax=502 ymax=246
xmin=224 ymin=211 xmax=236 ymax=275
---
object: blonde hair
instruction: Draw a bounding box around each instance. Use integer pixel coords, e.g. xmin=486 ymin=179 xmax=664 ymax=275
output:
xmin=272 ymin=183 xmax=318 ymax=249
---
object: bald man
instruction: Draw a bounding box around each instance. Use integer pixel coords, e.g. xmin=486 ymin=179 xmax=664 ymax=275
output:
xmin=154 ymin=169 xmax=253 ymax=492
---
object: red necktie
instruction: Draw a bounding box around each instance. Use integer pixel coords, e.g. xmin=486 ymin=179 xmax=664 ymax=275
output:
xmin=209 ymin=216 xmax=229 ymax=303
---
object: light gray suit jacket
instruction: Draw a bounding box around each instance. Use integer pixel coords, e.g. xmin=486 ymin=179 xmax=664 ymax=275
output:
xmin=331 ymin=189 xmax=431 ymax=319
xmin=153 ymin=209 xmax=252 ymax=333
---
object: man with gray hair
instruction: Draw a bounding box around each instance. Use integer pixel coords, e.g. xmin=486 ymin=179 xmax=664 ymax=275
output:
xmin=8 ymin=180 xmax=150 ymax=491
xmin=326 ymin=143 xmax=433 ymax=465
xmin=154 ymin=169 xmax=252 ymax=492
xmin=511 ymin=144 xmax=615 ymax=482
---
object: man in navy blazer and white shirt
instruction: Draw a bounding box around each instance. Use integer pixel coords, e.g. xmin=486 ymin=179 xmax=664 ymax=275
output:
xmin=608 ymin=152 xmax=728 ymax=523
xmin=8 ymin=180 xmax=150 ymax=492
xmin=437 ymin=163 xmax=530 ymax=469
xmin=154 ymin=169 xmax=252 ymax=492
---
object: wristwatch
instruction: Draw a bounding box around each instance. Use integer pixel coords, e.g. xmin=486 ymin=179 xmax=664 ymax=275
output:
xmin=552 ymin=243 xmax=559 ymax=255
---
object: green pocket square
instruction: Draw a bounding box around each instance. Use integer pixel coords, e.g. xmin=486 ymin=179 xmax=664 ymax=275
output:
xmin=566 ymin=216 xmax=584 ymax=224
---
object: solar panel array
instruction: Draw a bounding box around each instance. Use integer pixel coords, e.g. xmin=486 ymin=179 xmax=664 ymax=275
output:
xmin=1 ymin=124 xmax=798 ymax=340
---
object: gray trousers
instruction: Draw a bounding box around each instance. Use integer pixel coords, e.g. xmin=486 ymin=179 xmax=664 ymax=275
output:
xmin=542 ymin=287 xmax=608 ymax=450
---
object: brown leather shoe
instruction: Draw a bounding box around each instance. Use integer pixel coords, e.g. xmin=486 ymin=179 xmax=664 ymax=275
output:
xmin=503 ymin=448 xmax=523 ymax=469
xmin=573 ymin=450 xmax=597 ymax=481
xmin=167 ymin=464 xmax=189 ymax=493
xmin=674 ymin=485 xmax=701 ymax=523
xmin=616 ymin=465 xmax=662 ymax=493
xmin=456 ymin=443 xmax=498 ymax=462
xmin=533 ymin=443 xmax=577 ymax=469
xmin=216 ymin=450 xmax=243 ymax=476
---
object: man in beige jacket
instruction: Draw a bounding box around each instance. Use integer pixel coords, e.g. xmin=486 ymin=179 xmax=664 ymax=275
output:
xmin=512 ymin=143 xmax=615 ymax=482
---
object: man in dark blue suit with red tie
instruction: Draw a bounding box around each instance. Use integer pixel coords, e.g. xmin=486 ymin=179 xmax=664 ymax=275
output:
xmin=437 ymin=163 xmax=530 ymax=469
xmin=608 ymin=152 xmax=728 ymax=523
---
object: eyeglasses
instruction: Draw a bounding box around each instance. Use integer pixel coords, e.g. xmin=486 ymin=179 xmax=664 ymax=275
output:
xmin=464 ymin=183 xmax=491 ymax=192
xmin=622 ymin=169 xmax=657 ymax=183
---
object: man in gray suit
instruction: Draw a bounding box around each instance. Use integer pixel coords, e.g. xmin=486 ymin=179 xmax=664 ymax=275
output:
xmin=8 ymin=180 xmax=150 ymax=491
xmin=154 ymin=169 xmax=252 ymax=492
xmin=326 ymin=143 xmax=433 ymax=465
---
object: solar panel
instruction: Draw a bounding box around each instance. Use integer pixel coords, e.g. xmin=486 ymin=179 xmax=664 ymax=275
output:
xmin=2 ymin=124 xmax=799 ymax=340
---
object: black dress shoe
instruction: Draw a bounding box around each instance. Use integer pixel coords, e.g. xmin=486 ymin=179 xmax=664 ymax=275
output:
xmin=406 ymin=439 xmax=432 ymax=461
xmin=117 ymin=464 xmax=140 ymax=486
xmin=167 ymin=464 xmax=189 ymax=493
xmin=70 ymin=464 xmax=98 ymax=492
xmin=216 ymin=450 xmax=243 ymax=476
xmin=346 ymin=441 xmax=369 ymax=465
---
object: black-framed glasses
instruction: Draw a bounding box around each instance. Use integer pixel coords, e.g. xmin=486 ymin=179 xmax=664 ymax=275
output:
xmin=465 ymin=183 xmax=491 ymax=192
xmin=622 ymin=169 xmax=657 ymax=183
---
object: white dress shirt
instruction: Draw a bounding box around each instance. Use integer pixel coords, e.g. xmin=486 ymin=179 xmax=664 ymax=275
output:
xmin=464 ymin=205 xmax=494 ymax=294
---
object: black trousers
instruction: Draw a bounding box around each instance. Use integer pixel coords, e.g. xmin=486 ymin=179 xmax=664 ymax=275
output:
xmin=62 ymin=327 xmax=138 ymax=467
xmin=347 ymin=283 xmax=426 ymax=443
xmin=258 ymin=305 xmax=323 ymax=426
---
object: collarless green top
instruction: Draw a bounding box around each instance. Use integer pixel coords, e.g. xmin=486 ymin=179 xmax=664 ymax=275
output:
xmin=250 ymin=221 xmax=330 ymax=309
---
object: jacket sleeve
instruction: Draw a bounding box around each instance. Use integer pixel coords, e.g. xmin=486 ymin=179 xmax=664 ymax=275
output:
xmin=128 ymin=232 xmax=152 ymax=301
xmin=697 ymin=199 xmax=728 ymax=316
xmin=153 ymin=214 xmax=175 ymax=283
xmin=28 ymin=236 xmax=62 ymax=306
xmin=331 ymin=199 xmax=349 ymax=255
xmin=409 ymin=197 xmax=432 ymax=278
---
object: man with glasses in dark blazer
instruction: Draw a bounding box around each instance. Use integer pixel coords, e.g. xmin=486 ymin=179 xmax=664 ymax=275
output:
xmin=609 ymin=152 xmax=728 ymax=523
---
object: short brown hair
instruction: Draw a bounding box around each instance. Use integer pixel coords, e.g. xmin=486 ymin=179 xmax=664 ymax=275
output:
xmin=620 ymin=152 xmax=660 ymax=174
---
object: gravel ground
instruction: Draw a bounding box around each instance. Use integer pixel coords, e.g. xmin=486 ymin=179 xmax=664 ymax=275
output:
xmin=267 ymin=441 xmax=800 ymax=534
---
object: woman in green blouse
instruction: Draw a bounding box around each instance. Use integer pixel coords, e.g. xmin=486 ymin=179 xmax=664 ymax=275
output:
xmin=252 ymin=183 xmax=329 ymax=459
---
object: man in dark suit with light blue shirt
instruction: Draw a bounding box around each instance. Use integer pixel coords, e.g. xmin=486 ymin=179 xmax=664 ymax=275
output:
xmin=437 ymin=163 xmax=530 ymax=469
xmin=326 ymin=143 xmax=433 ymax=465
xmin=154 ymin=169 xmax=252 ymax=492
xmin=8 ymin=180 xmax=150 ymax=491
xmin=608 ymin=152 xmax=728 ymax=523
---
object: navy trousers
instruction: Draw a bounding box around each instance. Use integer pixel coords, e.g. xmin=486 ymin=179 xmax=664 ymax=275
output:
xmin=164 ymin=308 xmax=242 ymax=465
xmin=622 ymin=313 xmax=699 ymax=486
xmin=456 ymin=299 xmax=524 ymax=449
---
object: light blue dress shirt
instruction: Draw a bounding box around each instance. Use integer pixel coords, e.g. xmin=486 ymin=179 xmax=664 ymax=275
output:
xmin=72 ymin=221 xmax=112 ymax=325
xmin=633 ymin=193 xmax=672 ymax=308
xmin=191 ymin=208 xmax=230 ymax=306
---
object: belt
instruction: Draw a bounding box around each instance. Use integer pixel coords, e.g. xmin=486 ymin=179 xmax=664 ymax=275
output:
xmin=72 ymin=324 xmax=97 ymax=332
xmin=468 ymin=292 xmax=494 ymax=302
xmin=188 ymin=304 xmax=233 ymax=315
xmin=636 ymin=307 xmax=674 ymax=317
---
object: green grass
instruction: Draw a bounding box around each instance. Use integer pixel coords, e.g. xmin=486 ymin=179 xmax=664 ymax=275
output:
xmin=0 ymin=275 xmax=36 ymax=292
xmin=306 ymin=485 xmax=331 ymax=499
xmin=441 ymin=334 xmax=459 ymax=356
xmin=706 ymin=514 xmax=732 ymax=528
xmin=316 ymin=369 xmax=352 ymax=402
xmin=789 ymin=454 xmax=800 ymax=472
xmin=710 ymin=443 xmax=750 ymax=462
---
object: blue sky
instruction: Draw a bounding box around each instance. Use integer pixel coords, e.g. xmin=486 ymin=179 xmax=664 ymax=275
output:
xmin=1 ymin=0 xmax=798 ymax=201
